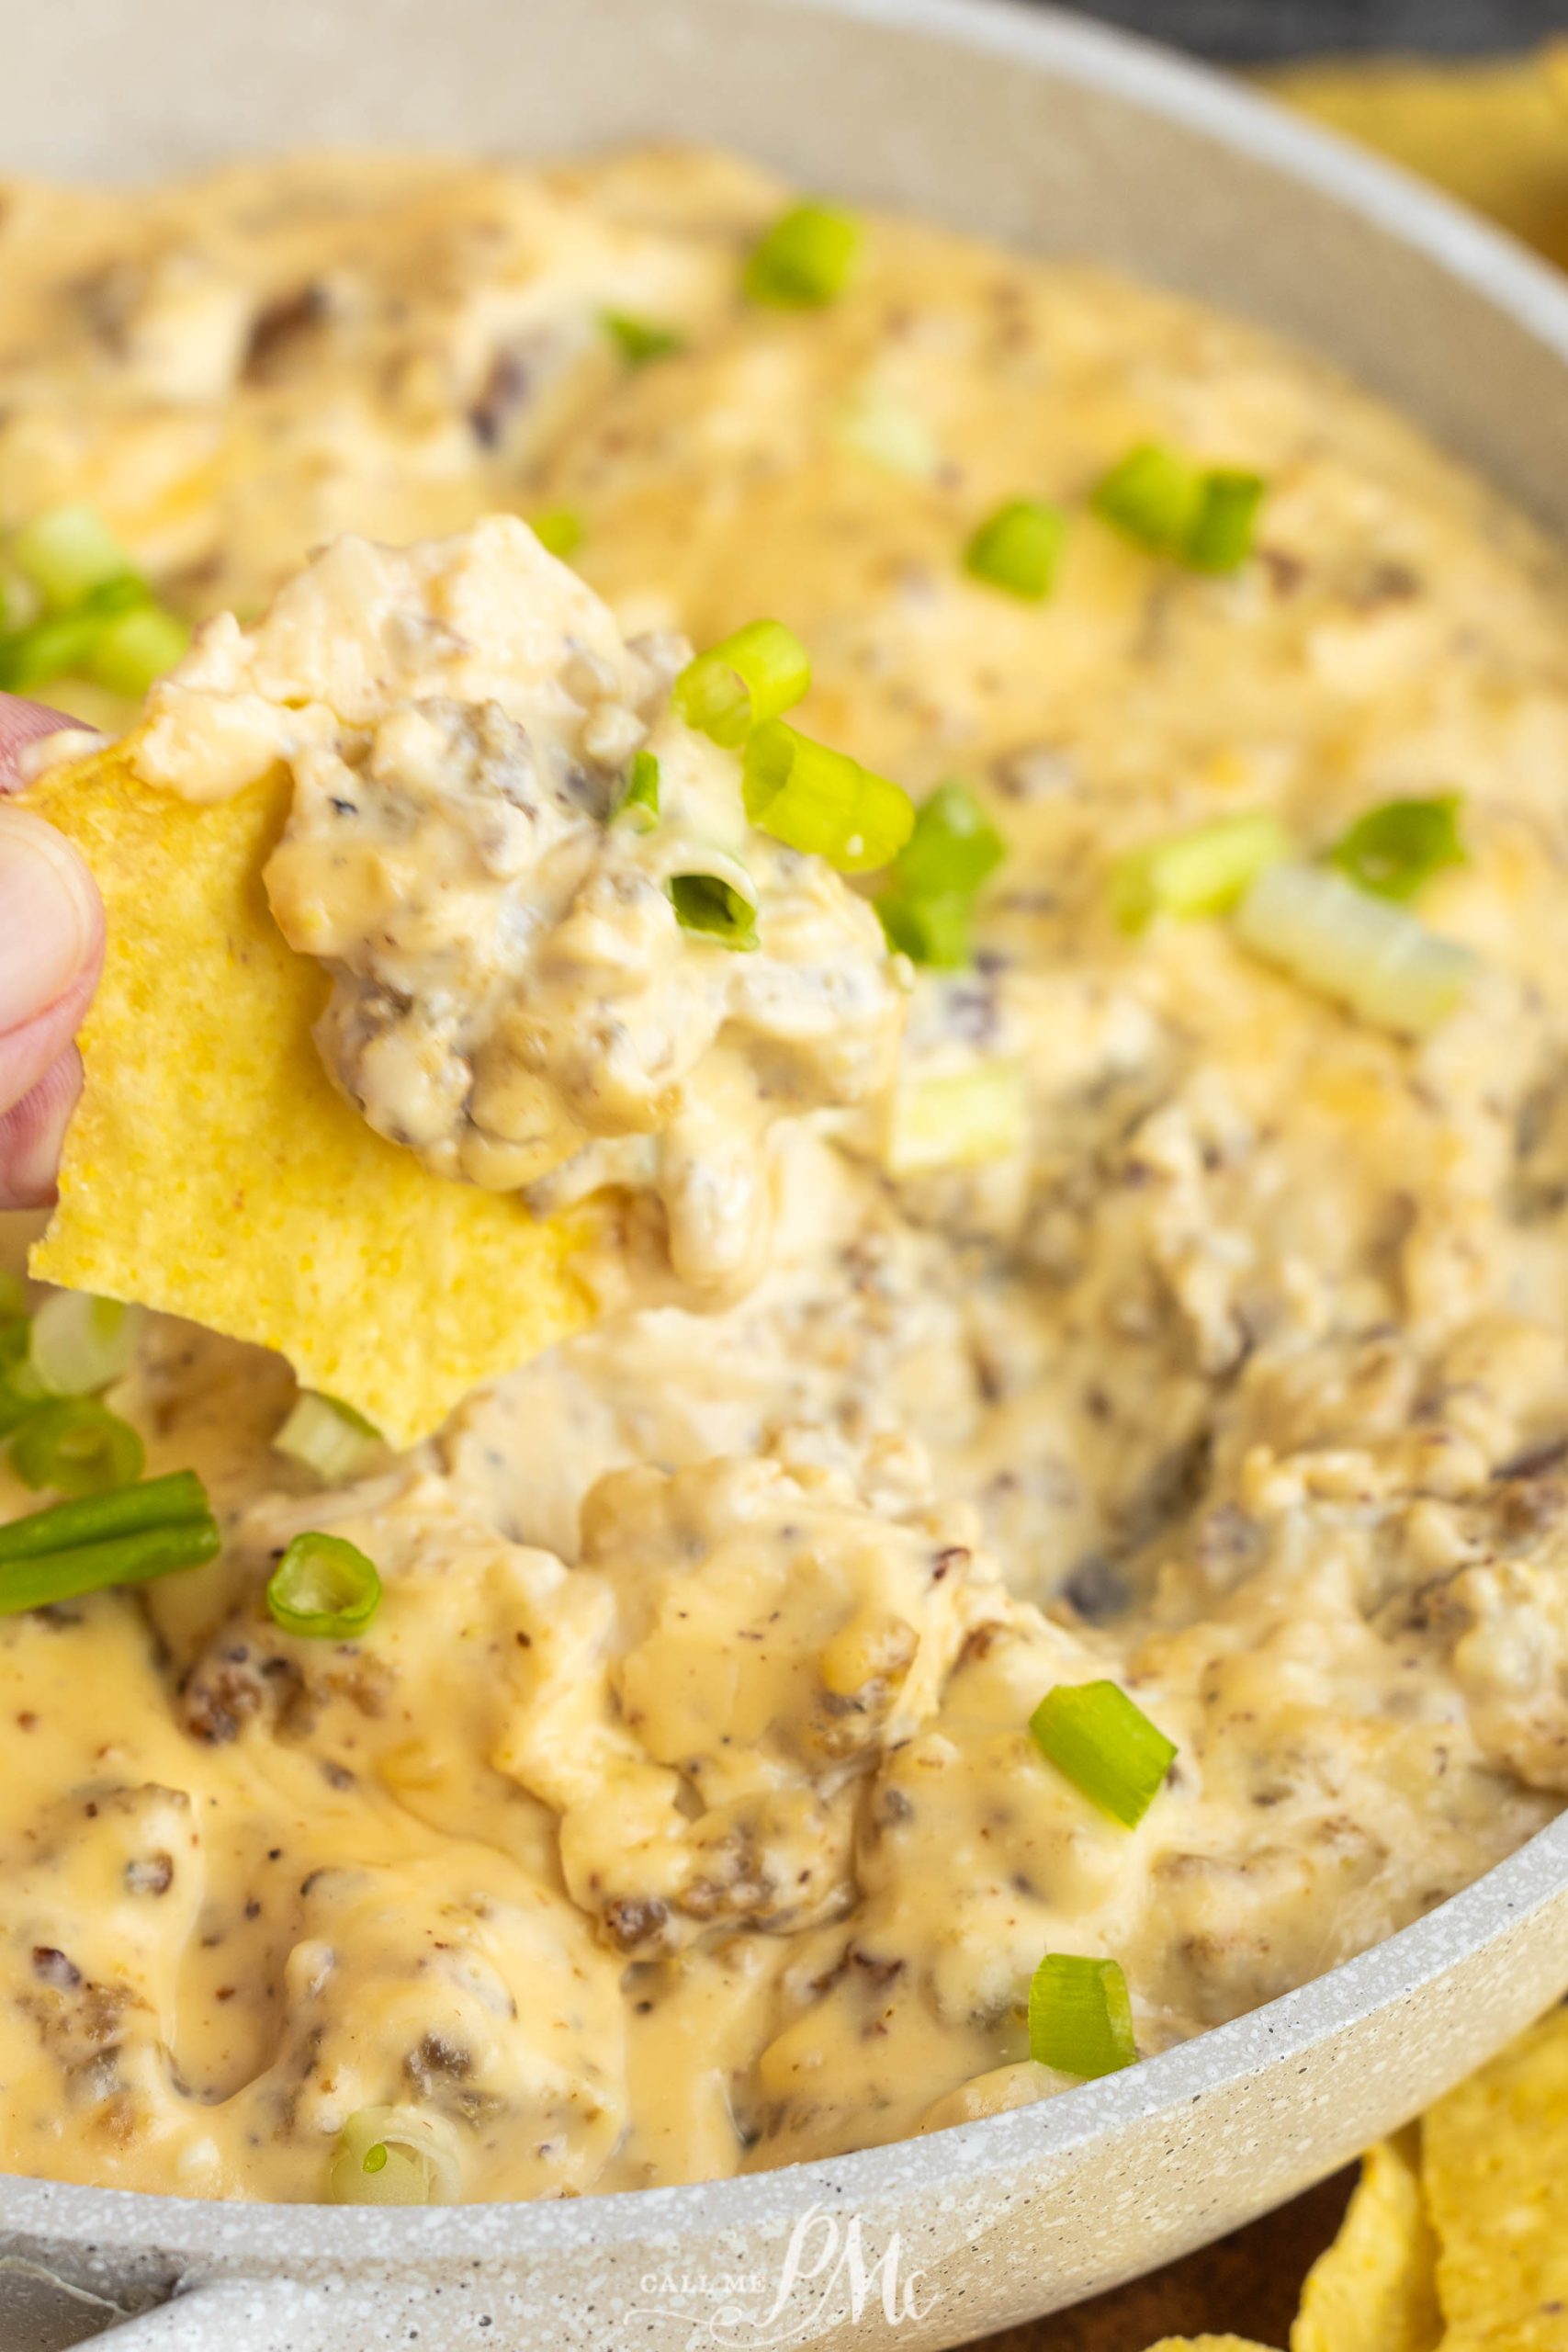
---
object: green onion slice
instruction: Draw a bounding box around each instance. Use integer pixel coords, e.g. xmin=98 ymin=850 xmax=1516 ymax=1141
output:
xmin=1030 ymin=1679 xmax=1177 ymax=1828
xmin=0 ymin=1469 xmax=208 ymax=1560
xmin=28 ymin=1292 xmax=143 ymax=1397
xmin=744 ymin=202 xmax=862 ymax=308
xmin=1235 ymin=860 xmax=1474 ymax=1036
xmin=895 ymin=781 xmax=1006 ymax=901
xmin=86 ymin=603 xmax=191 ymax=695
xmin=329 ymin=2108 xmax=461 ymax=2206
xmin=742 ymin=721 xmax=914 ymax=872
xmin=612 ymin=749 xmax=660 ymax=833
xmin=1327 ymin=794 xmax=1465 ymax=903
xmin=10 ymin=1399 xmax=146 ymax=1498
xmin=964 ymin=498 xmax=1066 ymax=602
xmin=1092 ymin=444 xmax=1204 ymax=557
xmin=0 ymin=1323 xmax=44 ymax=1437
xmin=1186 ymin=469 xmax=1266 ymax=574
xmin=668 ymin=871 xmax=760 ymax=952
xmin=1028 ymin=1953 xmax=1138 ymax=2080
xmin=11 ymin=505 xmax=141 ymax=612
xmin=886 ymin=1061 xmax=1027 ymax=1178
xmin=267 ymin=1531 xmax=382 ymax=1640
xmin=274 ymin=1392 xmax=380 ymax=1486
xmin=531 ymin=507 xmax=583 ymax=560
xmin=673 ymin=620 xmax=811 ymax=751
xmin=0 ymin=610 xmax=107 ymax=695
xmin=1111 ymin=810 xmax=1293 ymax=934
xmin=877 ymin=889 xmax=974 ymax=969
xmin=0 ymin=1471 xmax=219 ymax=1616
xmin=602 ymin=311 xmax=684 ymax=368
xmin=1093 ymin=444 xmax=1266 ymax=571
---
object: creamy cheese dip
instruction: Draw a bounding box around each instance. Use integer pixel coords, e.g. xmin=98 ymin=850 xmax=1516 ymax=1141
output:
xmin=4 ymin=144 xmax=1568 ymax=2204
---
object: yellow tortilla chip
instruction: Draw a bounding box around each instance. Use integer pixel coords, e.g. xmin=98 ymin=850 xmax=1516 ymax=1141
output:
xmin=26 ymin=745 xmax=593 ymax=1448
xmin=1142 ymin=2339 xmax=1281 ymax=2351
xmin=1291 ymin=2132 xmax=1440 ymax=2352
xmin=1422 ymin=2005 xmax=1568 ymax=2351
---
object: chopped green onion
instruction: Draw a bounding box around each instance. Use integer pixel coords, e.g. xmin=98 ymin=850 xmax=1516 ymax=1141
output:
xmin=9 ymin=1399 xmax=145 ymax=1498
xmin=0 ymin=610 xmax=107 ymax=694
xmin=1235 ymin=861 xmax=1474 ymax=1036
xmin=602 ymin=311 xmax=683 ymax=368
xmin=0 ymin=1469 xmax=209 ymax=1562
xmin=0 ymin=1323 xmax=42 ymax=1437
xmin=329 ymin=2108 xmax=461 ymax=2206
xmin=1327 ymin=794 xmax=1465 ymax=903
xmin=0 ymin=1472 xmax=220 ymax=1615
xmin=1030 ymin=1680 xmax=1177 ymax=1828
xmin=742 ymin=721 xmax=914 ymax=872
xmin=674 ymin=620 xmax=811 ymax=751
xmin=894 ymin=782 xmax=1006 ymax=901
xmin=11 ymin=505 xmax=141 ymax=612
xmin=274 ymin=1392 xmax=380 ymax=1486
xmin=531 ymin=507 xmax=583 ymax=561
xmin=612 ymin=749 xmax=661 ymax=833
xmin=668 ymin=872 xmax=760 ymax=951
xmin=877 ymin=889 xmax=975 ymax=969
xmin=1092 ymin=444 xmax=1204 ymax=557
xmin=267 ymin=1531 xmax=382 ymax=1640
xmin=838 ymin=385 xmax=939 ymax=478
xmin=85 ymin=603 xmax=191 ymax=695
xmin=1028 ymin=1953 xmax=1138 ymax=2080
xmin=964 ymin=498 xmax=1066 ymax=602
xmin=1185 ymin=469 xmax=1266 ymax=574
xmin=744 ymin=202 xmax=862 ymax=308
xmin=1111 ymin=810 xmax=1293 ymax=934
xmin=886 ymin=1061 xmax=1027 ymax=1178
xmin=1093 ymin=444 xmax=1266 ymax=571
xmin=28 ymin=1292 xmax=143 ymax=1397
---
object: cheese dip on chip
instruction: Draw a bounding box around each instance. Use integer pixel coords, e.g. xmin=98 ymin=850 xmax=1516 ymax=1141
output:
xmin=3 ymin=143 xmax=1568 ymax=2206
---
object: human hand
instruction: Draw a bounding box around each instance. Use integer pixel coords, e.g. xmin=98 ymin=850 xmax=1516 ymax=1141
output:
xmin=0 ymin=699 xmax=103 ymax=1209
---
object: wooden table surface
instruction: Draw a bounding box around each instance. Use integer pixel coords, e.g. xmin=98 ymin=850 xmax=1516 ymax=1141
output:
xmin=954 ymin=28 xmax=1568 ymax=2349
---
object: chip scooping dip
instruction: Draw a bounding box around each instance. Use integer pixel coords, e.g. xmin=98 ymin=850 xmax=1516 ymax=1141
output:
xmin=22 ymin=515 xmax=907 ymax=1444
xmin=24 ymin=744 xmax=596 ymax=1448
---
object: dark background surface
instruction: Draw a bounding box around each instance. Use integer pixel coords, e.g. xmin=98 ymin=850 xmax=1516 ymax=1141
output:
xmin=1037 ymin=0 xmax=1568 ymax=62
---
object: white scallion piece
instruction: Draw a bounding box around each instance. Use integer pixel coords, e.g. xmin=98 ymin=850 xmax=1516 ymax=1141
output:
xmin=28 ymin=1293 xmax=144 ymax=1396
xmin=1235 ymin=861 xmax=1474 ymax=1036
xmin=887 ymin=1061 xmax=1028 ymax=1178
xmin=329 ymin=2107 xmax=461 ymax=2206
xmin=274 ymin=1391 xmax=380 ymax=1485
xmin=838 ymin=384 xmax=939 ymax=479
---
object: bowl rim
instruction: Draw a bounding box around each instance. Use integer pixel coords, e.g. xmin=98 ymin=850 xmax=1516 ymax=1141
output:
xmin=8 ymin=0 xmax=1568 ymax=2261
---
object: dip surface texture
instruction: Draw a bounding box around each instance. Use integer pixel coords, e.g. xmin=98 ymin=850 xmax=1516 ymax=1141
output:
xmin=4 ymin=145 xmax=1568 ymax=2203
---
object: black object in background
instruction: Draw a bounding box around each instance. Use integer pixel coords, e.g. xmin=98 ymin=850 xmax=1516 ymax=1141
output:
xmin=1047 ymin=0 xmax=1568 ymax=62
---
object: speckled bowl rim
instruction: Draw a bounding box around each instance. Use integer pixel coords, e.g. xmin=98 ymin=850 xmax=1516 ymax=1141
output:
xmin=7 ymin=0 xmax=1568 ymax=2268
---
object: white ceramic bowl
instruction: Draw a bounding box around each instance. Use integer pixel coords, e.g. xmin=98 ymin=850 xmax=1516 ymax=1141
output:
xmin=4 ymin=3 xmax=1568 ymax=2345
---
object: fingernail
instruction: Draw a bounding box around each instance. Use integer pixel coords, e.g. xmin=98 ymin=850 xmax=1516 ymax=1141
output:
xmin=0 ymin=806 xmax=99 ymax=1029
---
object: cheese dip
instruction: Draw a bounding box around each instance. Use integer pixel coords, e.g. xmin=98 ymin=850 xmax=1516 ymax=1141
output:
xmin=3 ymin=143 xmax=1568 ymax=2205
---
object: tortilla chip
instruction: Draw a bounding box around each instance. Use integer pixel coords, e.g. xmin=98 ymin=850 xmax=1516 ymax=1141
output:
xmin=1291 ymin=2132 xmax=1440 ymax=2352
xmin=1422 ymin=2004 xmax=1568 ymax=2351
xmin=1141 ymin=2339 xmax=1281 ymax=2351
xmin=26 ymin=744 xmax=593 ymax=1448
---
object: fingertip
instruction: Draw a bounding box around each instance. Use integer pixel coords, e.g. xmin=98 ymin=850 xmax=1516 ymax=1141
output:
xmin=0 ymin=1046 xmax=81 ymax=1210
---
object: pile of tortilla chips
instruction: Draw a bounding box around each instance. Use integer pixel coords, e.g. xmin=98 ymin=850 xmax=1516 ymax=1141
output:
xmin=1148 ymin=2004 xmax=1568 ymax=2352
xmin=25 ymin=743 xmax=596 ymax=1449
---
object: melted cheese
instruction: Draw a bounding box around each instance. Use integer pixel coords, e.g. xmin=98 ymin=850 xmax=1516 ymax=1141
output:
xmin=3 ymin=142 xmax=1568 ymax=2202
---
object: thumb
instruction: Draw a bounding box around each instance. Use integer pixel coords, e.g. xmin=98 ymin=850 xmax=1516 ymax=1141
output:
xmin=0 ymin=804 xmax=104 ymax=1207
